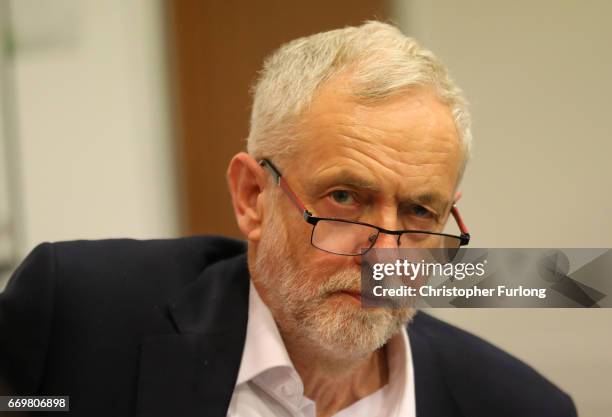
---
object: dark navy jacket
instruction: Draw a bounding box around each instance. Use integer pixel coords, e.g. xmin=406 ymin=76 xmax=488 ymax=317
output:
xmin=0 ymin=236 xmax=577 ymax=416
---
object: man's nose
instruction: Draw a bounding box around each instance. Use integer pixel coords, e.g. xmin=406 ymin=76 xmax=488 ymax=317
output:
xmin=354 ymin=230 xmax=401 ymax=268
xmin=354 ymin=209 xmax=401 ymax=267
xmin=371 ymin=209 xmax=403 ymax=248
xmin=371 ymin=232 xmax=400 ymax=250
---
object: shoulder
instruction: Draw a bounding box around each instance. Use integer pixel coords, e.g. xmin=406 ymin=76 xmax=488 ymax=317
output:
xmin=48 ymin=235 xmax=245 ymax=284
xmin=7 ymin=235 xmax=247 ymax=317
xmin=1 ymin=235 xmax=247 ymax=394
xmin=51 ymin=235 xmax=246 ymax=270
xmin=409 ymin=312 xmax=577 ymax=417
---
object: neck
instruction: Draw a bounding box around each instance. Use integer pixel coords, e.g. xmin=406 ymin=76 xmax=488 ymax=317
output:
xmin=283 ymin=333 xmax=389 ymax=417
xmin=248 ymin=259 xmax=391 ymax=417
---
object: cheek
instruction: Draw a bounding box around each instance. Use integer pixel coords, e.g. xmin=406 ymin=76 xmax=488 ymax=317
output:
xmin=282 ymin=216 xmax=311 ymax=257
xmin=299 ymin=250 xmax=359 ymax=289
xmin=269 ymin=199 xmax=370 ymax=287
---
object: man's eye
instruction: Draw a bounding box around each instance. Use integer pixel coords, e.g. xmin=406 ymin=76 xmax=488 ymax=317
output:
xmin=330 ymin=190 xmax=356 ymax=205
xmin=411 ymin=205 xmax=433 ymax=218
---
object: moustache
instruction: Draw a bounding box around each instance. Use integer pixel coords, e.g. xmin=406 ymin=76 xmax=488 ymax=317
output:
xmin=314 ymin=268 xmax=362 ymax=297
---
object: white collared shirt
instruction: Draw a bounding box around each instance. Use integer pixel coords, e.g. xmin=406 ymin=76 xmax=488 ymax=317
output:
xmin=226 ymin=282 xmax=416 ymax=417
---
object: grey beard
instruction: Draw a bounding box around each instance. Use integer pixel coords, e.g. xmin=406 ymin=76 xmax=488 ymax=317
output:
xmin=251 ymin=210 xmax=415 ymax=361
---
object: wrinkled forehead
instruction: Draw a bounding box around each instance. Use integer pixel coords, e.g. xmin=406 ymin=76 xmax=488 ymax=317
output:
xmin=288 ymin=79 xmax=464 ymax=198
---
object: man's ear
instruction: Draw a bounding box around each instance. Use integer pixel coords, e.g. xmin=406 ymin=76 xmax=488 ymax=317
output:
xmin=453 ymin=190 xmax=462 ymax=204
xmin=227 ymin=152 xmax=267 ymax=242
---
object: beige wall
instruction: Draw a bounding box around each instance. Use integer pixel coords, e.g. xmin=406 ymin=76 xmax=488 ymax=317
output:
xmin=0 ymin=34 xmax=12 ymax=269
xmin=392 ymin=1 xmax=612 ymax=416
xmin=1 ymin=0 xmax=178 ymax=284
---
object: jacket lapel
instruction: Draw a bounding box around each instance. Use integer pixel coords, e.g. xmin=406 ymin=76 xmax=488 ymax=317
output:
xmin=409 ymin=313 xmax=462 ymax=417
xmin=136 ymin=253 xmax=250 ymax=417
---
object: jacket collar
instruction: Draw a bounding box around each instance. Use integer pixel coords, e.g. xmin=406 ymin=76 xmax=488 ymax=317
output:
xmin=168 ymin=252 xmax=250 ymax=335
xmin=136 ymin=249 xmax=250 ymax=417
xmin=408 ymin=314 xmax=461 ymax=417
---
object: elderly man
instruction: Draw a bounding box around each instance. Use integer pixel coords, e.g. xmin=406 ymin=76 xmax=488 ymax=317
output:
xmin=0 ymin=22 xmax=576 ymax=417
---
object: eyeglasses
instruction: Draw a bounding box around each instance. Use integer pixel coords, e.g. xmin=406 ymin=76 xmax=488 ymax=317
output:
xmin=259 ymin=158 xmax=470 ymax=256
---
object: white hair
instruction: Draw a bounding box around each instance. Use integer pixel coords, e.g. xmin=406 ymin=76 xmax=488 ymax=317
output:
xmin=247 ymin=20 xmax=472 ymax=176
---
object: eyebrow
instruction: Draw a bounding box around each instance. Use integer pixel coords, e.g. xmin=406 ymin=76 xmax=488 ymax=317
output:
xmin=310 ymin=170 xmax=381 ymax=194
xmin=309 ymin=170 xmax=451 ymax=210
xmin=410 ymin=191 xmax=449 ymax=207
xmin=405 ymin=191 xmax=452 ymax=213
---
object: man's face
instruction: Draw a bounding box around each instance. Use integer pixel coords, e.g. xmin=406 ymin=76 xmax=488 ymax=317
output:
xmin=252 ymin=78 xmax=463 ymax=361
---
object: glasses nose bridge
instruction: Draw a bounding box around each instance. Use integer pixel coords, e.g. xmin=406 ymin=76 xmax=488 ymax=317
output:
xmin=370 ymin=227 xmax=402 ymax=249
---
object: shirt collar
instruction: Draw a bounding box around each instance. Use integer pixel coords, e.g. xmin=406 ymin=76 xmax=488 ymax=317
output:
xmin=386 ymin=318 xmax=415 ymax=417
xmin=236 ymin=281 xmax=295 ymax=385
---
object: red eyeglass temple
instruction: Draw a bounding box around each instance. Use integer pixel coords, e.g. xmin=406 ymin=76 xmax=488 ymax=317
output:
xmin=279 ymin=177 xmax=309 ymax=213
xmin=451 ymin=205 xmax=469 ymax=235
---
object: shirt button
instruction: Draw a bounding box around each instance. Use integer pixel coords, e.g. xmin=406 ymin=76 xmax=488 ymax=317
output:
xmin=281 ymin=382 xmax=297 ymax=397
